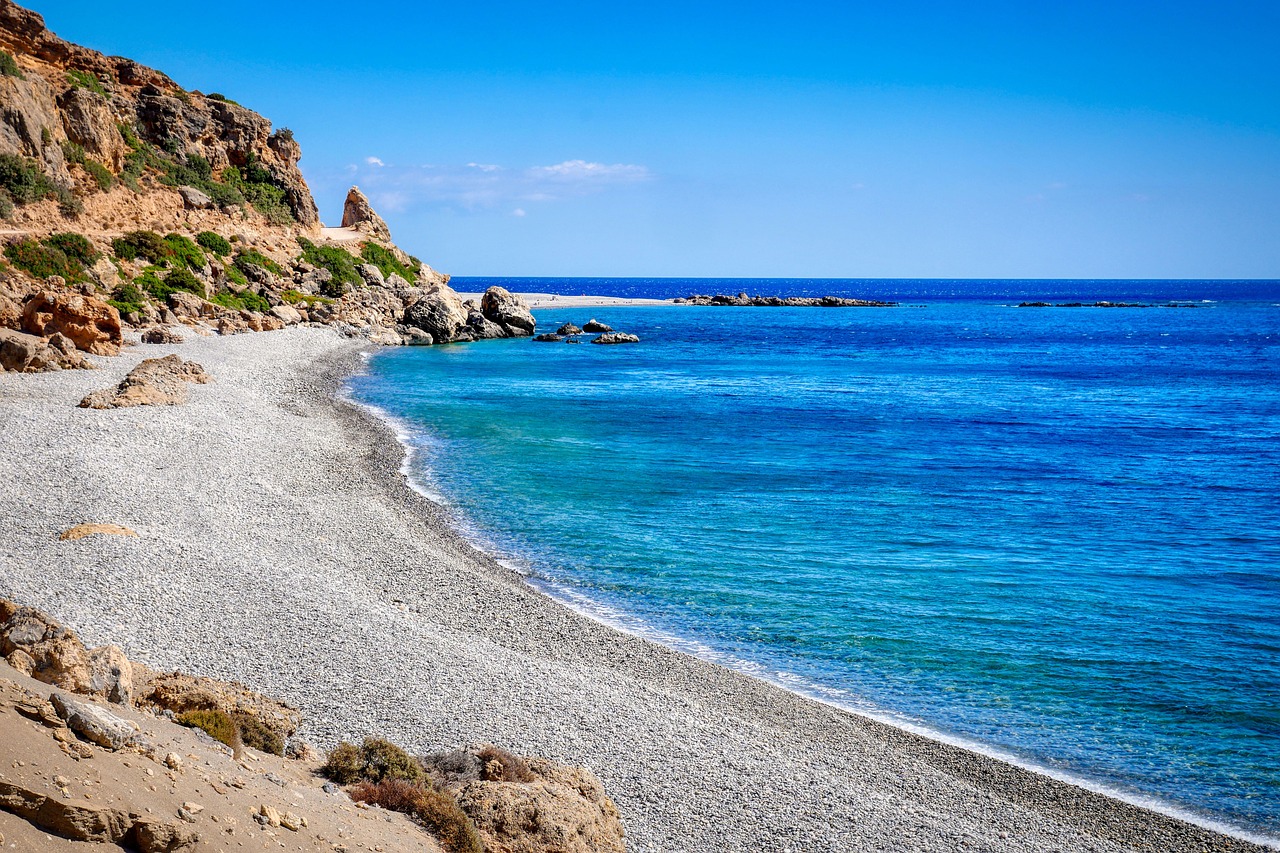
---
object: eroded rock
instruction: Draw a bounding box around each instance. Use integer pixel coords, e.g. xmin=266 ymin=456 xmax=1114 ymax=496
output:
xmin=0 ymin=327 xmax=93 ymax=371
xmin=591 ymin=332 xmax=639 ymax=345
xmin=78 ymin=355 xmax=209 ymax=409
xmin=341 ymin=186 xmax=391 ymax=241
xmin=19 ymin=290 xmax=122 ymax=355
xmin=480 ymin=286 xmax=535 ymax=336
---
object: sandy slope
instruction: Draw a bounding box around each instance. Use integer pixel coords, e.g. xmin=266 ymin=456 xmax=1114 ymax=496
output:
xmin=0 ymin=327 xmax=1267 ymax=853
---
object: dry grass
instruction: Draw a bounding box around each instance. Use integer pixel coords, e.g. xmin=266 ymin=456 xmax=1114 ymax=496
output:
xmin=349 ymin=778 xmax=483 ymax=853
xmin=322 ymin=737 xmax=424 ymax=785
xmin=477 ymin=745 xmax=536 ymax=783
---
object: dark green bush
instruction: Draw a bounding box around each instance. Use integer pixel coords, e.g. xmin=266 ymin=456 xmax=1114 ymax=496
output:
xmin=233 ymin=247 xmax=283 ymax=276
xmin=0 ymin=50 xmax=23 ymax=79
xmin=349 ymin=779 xmax=482 ymax=853
xmin=112 ymin=230 xmax=172 ymax=265
xmin=281 ymin=288 xmax=331 ymax=307
xmin=224 ymin=262 xmax=248 ymax=287
xmin=0 ymin=190 xmax=13 ymax=219
xmin=44 ymin=233 xmax=98 ymax=266
xmin=297 ymin=236 xmax=360 ymax=295
xmin=108 ymin=282 xmax=147 ymax=316
xmin=83 ymin=159 xmax=113 ymax=191
xmin=4 ymin=237 xmax=90 ymax=282
xmin=163 ymin=233 xmax=207 ymax=271
xmin=321 ymin=738 xmax=425 ymax=785
xmin=360 ymin=241 xmax=417 ymax=283
xmin=176 ymin=709 xmax=238 ymax=749
xmin=0 ymin=153 xmax=63 ymax=205
xmin=207 ymin=92 xmax=240 ymax=106
xmin=196 ymin=231 xmax=231 ymax=256
xmin=231 ymin=712 xmax=283 ymax=755
xmin=220 ymin=153 xmax=295 ymax=224
xmin=66 ymin=69 xmax=107 ymax=97
xmin=136 ymin=267 xmax=203 ymax=301
xmin=211 ymin=289 xmax=270 ymax=313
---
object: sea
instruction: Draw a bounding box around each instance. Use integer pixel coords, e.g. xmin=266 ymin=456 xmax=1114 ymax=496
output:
xmin=346 ymin=278 xmax=1280 ymax=841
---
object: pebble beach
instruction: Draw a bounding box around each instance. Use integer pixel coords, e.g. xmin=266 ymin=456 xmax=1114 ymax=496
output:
xmin=0 ymin=326 xmax=1269 ymax=853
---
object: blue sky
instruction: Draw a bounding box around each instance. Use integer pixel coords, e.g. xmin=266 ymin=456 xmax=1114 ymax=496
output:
xmin=46 ymin=1 xmax=1280 ymax=278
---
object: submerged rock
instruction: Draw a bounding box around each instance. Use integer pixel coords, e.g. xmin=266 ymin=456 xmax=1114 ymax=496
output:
xmin=533 ymin=333 xmax=564 ymax=342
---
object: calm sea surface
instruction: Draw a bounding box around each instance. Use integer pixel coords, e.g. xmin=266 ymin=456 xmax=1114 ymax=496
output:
xmin=348 ymin=279 xmax=1280 ymax=838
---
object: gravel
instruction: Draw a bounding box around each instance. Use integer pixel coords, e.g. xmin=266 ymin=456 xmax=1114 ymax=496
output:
xmin=0 ymin=327 xmax=1269 ymax=853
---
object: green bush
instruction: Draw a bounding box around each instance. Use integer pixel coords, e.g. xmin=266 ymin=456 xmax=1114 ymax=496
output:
xmin=281 ymin=288 xmax=331 ymax=307
xmin=163 ymin=233 xmax=207 ymax=271
xmin=176 ymin=709 xmax=237 ymax=749
xmin=349 ymin=779 xmax=482 ymax=853
xmin=112 ymin=230 xmax=172 ymax=265
xmin=197 ymin=231 xmax=231 ymax=256
xmin=0 ymin=154 xmax=71 ymax=207
xmin=0 ymin=190 xmax=13 ymax=220
xmin=220 ymin=153 xmax=295 ymax=224
xmin=206 ymin=92 xmax=240 ymax=106
xmin=211 ymin=289 xmax=270 ymax=313
xmin=107 ymin=282 xmax=147 ymax=316
xmin=231 ymin=712 xmax=283 ymax=755
xmin=83 ymin=159 xmax=113 ymax=191
xmin=298 ymin=236 xmax=360 ymax=295
xmin=137 ymin=267 xmax=204 ymax=301
xmin=62 ymin=140 xmax=86 ymax=164
xmin=0 ymin=50 xmax=23 ymax=79
xmin=4 ymin=237 xmax=90 ymax=282
xmin=44 ymin=233 xmax=98 ymax=266
xmin=224 ymin=262 xmax=248 ymax=287
xmin=321 ymin=738 xmax=425 ymax=785
xmin=66 ymin=69 xmax=107 ymax=97
xmin=360 ymin=241 xmax=417 ymax=283
xmin=233 ymin=247 xmax=283 ymax=276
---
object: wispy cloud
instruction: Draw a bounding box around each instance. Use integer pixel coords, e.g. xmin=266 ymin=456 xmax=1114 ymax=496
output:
xmin=342 ymin=159 xmax=652 ymax=214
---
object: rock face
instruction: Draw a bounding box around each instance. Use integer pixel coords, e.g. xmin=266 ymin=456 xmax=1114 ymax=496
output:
xmin=424 ymin=745 xmax=625 ymax=853
xmin=341 ymin=186 xmax=391 ymax=241
xmin=592 ymin=332 xmax=640 ymax=345
xmin=78 ymin=354 xmax=210 ymax=409
xmin=20 ymin=290 xmax=122 ymax=355
xmin=480 ymin=286 xmax=536 ymax=337
xmin=0 ymin=327 xmax=93 ymax=371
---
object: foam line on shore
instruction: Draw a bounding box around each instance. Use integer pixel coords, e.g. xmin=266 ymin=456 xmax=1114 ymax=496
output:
xmin=343 ymin=347 xmax=1280 ymax=851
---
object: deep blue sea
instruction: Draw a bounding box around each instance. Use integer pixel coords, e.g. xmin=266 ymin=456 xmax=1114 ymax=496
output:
xmin=348 ymin=279 xmax=1280 ymax=840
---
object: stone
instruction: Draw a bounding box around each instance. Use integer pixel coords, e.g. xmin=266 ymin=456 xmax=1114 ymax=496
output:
xmin=533 ymin=333 xmax=564 ymax=342
xmin=556 ymin=323 xmax=583 ymax=336
xmin=49 ymin=693 xmax=138 ymax=750
xmin=582 ymin=319 xmax=612 ymax=333
xmin=591 ymin=332 xmax=640 ymax=344
xmin=480 ymin=286 xmax=536 ymax=336
xmin=58 ymin=523 xmax=138 ymax=540
xmin=0 ymin=601 xmax=93 ymax=693
xmin=87 ymin=644 xmax=134 ymax=704
xmin=79 ymin=355 xmax=210 ymax=409
xmin=403 ymin=285 xmax=468 ymax=343
xmin=19 ymin=290 xmax=122 ymax=355
xmin=466 ymin=309 xmax=507 ymax=340
xmin=0 ymin=327 xmax=93 ymax=372
xmin=258 ymin=804 xmax=281 ymax=828
xmin=356 ymin=263 xmax=385 ymax=287
xmin=341 ymin=187 xmax=392 ymax=241
xmin=269 ymin=304 xmax=302 ymax=325
xmin=141 ymin=326 xmax=183 ymax=344
xmin=177 ymin=185 xmax=214 ymax=209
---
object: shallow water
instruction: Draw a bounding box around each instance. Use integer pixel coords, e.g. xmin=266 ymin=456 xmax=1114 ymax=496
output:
xmin=348 ymin=281 xmax=1280 ymax=837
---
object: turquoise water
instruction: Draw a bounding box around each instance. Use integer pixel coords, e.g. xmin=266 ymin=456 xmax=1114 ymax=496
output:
xmin=348 ymin=282 xmax=1280 ymax=838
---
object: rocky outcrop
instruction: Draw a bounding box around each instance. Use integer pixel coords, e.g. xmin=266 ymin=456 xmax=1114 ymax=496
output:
xmin=556 ymin=323 xmax=583 ymax=336
xmin=58 ymin=85 xmax=126 ymax=169
xmin=20 ymin=289 xmax=122 ymax=355
xmin=139 ymin=671 xmax=300 ymax=745
xmin=479 ymin=286 xmax=536 ymax=337
xmin=78 ymin=354 xmax=209 ymax=409
xmin=581 ymin=319 xmax=611 ymax=333
xmin=592 ymin=332 xmax=639 ymax=345
xmin=424 ymin=745 xmax=626 ymax=853
xmin=0 ymin=600 xmax=124 ymax=698
xmin=341 ymin=186 xmax=391 ymax=241
xmin=141 ymin=325 xmax=183 ymax=344
xmin=0 ymin=327 xmax=93 ymax=371
xmin=677 ymin=292 xmax=898 ymax=307
xmin=403 ymin=284 xmax=468 ymax=343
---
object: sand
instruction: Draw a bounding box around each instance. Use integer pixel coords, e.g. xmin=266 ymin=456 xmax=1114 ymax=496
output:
xmin=0 ymin=327 xmax=1269 ymax=853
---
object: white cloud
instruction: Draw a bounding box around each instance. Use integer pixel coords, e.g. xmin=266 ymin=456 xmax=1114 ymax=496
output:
xmin=344 ymin=158 xmax=652 ymax=214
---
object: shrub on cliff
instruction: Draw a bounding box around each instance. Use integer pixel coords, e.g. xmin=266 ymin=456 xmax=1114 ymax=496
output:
xmin=233 ymin=248 xmax=283 ymax=277
xmin=113 ymin=230 xmax=172 ymax=265
xmin=4 ymin=237 xmax=90 ymax=283
xmin=136 ymin=267 xmax=203 ymax=301
xmin=61 ymin=142 xmax=114 ymax=192
xmin=360 ymin=241 xmax=417 ymax=284
xmin=232 ymin=711 xmax=283 ymax=755
xmin=297 ymin=237 xmax=361 ymax=295
xmin=66 ymin=69 xmax=107 ymax=97
xmin=108 ymin=282 xmax=147 ymax=316
xmin=44 ymin=233 xmax=99 ymax=267
xmin=197 ymin=231 xmax=231 ymax=256
xmin=163 ymin=233 xmax=207 ymax=271
xmin=349 ymin=778 xmax=482 ymax=853
xmin=211 ymin=289 xmax=270 ymax=313
xmin=322 ymin=738 xmax=425 ymax=785
xmin=0 ymin=154 xmax=80 ymax=215
xmin=176 ymin=708 xmax=238 ymax=749
xmin=0 ymin=50 xmax=23 ymax=79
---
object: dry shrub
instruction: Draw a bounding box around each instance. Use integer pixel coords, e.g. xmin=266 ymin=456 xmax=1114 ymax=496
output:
xmin=233 ymin=711 xmax=284 ymax=756
xmin=321 ymin=737 xmax=424 ymax=784
xmin=175 ymin=708 xmax=238 ymax=750
xmin=477 ymin=745 xmax=535 ymax=783
xmin=349 ymin=778 xmax=483 ymax=853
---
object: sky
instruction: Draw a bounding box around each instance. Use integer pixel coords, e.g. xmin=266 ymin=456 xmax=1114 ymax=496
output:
xmin=43 ymin=0 xmax=1280 ymax=278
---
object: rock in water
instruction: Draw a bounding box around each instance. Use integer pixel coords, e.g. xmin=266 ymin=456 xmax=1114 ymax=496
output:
xmin=533 ymin=333 xmax=564 ymax=342
xmin=403 ymin=285 xmax=469 ymax=343
xmin=341 ymin=186 xmax=392 ymax=242
xmin=582 ymin=318 xmax=612 ymax=333
xmin=591 ymin=332 xmax=639 ymax=345
xmin=79 ymin=355 xmax=210 ymax=409
xmin=480 ymin=286 xmax=536 ymax=336
xmin=20 ymin=290 xmax=122 ymax=355
xmin=556 ymin=322 xmax=583 ymax=335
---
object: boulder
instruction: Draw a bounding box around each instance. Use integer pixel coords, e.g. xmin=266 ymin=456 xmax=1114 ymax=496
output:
xmin=178 ymin=185 xmax=214 ymax=209
xmin=78 ymin=355 xmax=210 ymax=409
xmin=341 ymin=186 xmax=392 ymax=242
xmin=49 ymin=693 xmax=137 ymax=750
xmin=57 ymin=86 xmax=127 ymax=170
xmin=582 ymin=319 xmax=612 ymax=333
xmin=480 ymin=286 xmax=536 ymax=336
xmin=591 ymin=332 xmax=640 ymax=345
xmin=356 ymin=263 xmax=385 ymax=287
xmin=0 ymin=601 xmax=93 ymax=693
xmin=556 ymin=323 xmax=583 ymax=336
xmin=0 ymin=327 xmax=93 ymax=371
xmin=466 ymin=309 xmax=507 ymax=340
xmin=403 ymin=284 xmax=468 ymax=343
xmin=20 ymin=290 xmax=123 ymax=355
xmin=141 ymin=326 xmax=183 ymax=344
xmin=269 ymin=304 xmax=302 ymax=325
xmin=532 ymin=333 xmax=564 ymax=342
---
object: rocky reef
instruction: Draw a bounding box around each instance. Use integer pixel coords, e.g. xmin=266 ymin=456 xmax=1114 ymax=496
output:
xmin=676 ymin=291 xmax=898 ymax=307
xmin=0 ymin=0 xmax=535 ymax=373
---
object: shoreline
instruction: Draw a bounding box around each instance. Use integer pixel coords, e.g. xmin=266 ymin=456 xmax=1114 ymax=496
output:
xmin=455 ymin=291 xmax=675 ymax=309
xmin=0 ymin=326 xmax=1272 ymax=852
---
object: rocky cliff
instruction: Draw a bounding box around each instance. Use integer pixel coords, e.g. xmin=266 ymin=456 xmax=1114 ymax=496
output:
xmin=0 ymin=0 xmax=535 ymax=373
